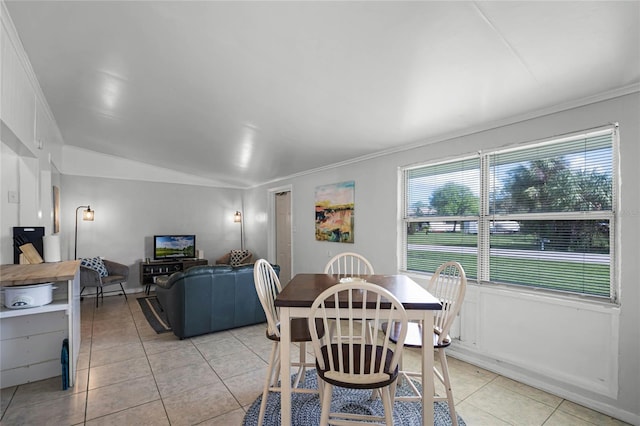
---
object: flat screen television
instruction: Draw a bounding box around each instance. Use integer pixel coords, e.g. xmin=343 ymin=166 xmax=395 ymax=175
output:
xmin=153 ymin=235 xmax=196 ymax=260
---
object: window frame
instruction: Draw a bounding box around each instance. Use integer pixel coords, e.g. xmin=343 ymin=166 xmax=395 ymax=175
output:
xmin=400 ymin=124 xmax=619 ymax=303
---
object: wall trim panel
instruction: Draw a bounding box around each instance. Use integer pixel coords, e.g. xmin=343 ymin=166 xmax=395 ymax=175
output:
xmin=457 ymin=284 xmax=619 ymax=399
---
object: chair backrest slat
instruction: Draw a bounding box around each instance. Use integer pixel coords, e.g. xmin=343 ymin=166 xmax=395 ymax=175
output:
xmin=428 ymin=261 xmax=467 ymax=345
xmin=254 ymin=259 xmax=283 ymax=338
xmin=309 ymin=281 xmax=408 ymax=382
xmin=324 ymin=252 xmax=374 ymax=275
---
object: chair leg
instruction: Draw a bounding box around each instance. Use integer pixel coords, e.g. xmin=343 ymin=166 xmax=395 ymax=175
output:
xmin=316 ymin=371 xmax=325 ymax=400
xmin=438 ymin=348 xmax=458 ymax=426
xmin=397 ymin=351 xmax=405 ymax=386
xmin=119 ymin=283 xmax=128 ymax=300
xmin=381 ymin=386 xmax=394 ymax=426
xmin=258 ymin=342 xmax=279 ymax=426
xmin=95 ymin=287 xmax=99 ymax=307
xmin=293 ymin=342 xmax=307 ymax=388
xmin=389 ymin=379 xmax=399 ymax=406
xmin=273 ymin=356 xmax=281 ymax=388
xmin=319 ymin=382 xmax=333 ymax=426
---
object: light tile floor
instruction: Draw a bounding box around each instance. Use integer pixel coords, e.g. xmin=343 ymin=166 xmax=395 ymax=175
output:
xmin=0 ymin=294 xmax=629 ymax=425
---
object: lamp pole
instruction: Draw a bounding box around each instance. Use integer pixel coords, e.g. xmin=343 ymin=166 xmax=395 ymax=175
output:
xmin=74 ymin=205 xmax=94 ymax=259
xmin=234 ymin=211 xmax=244 ymax=251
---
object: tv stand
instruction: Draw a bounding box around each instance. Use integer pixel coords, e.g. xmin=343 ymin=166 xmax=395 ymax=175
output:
xmin=140 ymin=258 xmax=207 ymax=294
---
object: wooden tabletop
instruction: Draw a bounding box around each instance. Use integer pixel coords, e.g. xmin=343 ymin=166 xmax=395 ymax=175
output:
xmin=275 ymin=273 xmax=442 ymax=311
xmin=0 ymin=260 xmax=81 ymax=287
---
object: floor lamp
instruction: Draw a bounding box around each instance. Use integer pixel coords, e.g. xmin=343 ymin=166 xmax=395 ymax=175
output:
xmin=234 ymin=210 xmax=244 ymax=251
xmin=74 ymin=205 xmax=94 ymax=259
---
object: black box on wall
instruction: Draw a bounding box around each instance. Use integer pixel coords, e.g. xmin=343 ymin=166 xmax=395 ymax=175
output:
xmin=13 ymin=226 xmax=45 ymax=264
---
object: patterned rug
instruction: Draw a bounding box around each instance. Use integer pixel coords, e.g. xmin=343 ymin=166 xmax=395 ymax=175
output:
xmin=243 ymin=370 xmax=466 ymax=425
xmin=137 ymin=296 xmax=172 ymax=334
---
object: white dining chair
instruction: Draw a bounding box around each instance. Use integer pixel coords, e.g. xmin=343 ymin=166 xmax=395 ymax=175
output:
xmin=324 ymin=252 xmax=376 ymax=344
xmin=308 ymin=280 xmax=408 ymax=426
xmin=383 ymin=260 xmax=467 ymax=426
xmin=253 ymin=259 xmax=320 ymax=426
xmin=324 ymin=252 xmax=374 ymax=275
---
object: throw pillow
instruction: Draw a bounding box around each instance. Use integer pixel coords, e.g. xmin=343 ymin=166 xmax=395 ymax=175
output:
xmin=229 ymin=249 xmax=249 ymax=267
xmin=81 ymin=257 xmax=108 ymax=277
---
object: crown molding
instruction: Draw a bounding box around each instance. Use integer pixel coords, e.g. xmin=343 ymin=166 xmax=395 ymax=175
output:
xmin=252 ymin=84 xmax=639 ymax=189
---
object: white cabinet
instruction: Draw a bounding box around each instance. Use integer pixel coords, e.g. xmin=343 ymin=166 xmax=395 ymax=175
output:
xmin=0 ymin=261 xmax=81 ymax=388
xmin=0 ymin=311 xmax=68 ymax=387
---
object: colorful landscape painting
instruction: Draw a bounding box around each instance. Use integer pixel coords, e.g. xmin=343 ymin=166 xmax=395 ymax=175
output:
xmin=315 ymin=181 xmax=355 ymax=243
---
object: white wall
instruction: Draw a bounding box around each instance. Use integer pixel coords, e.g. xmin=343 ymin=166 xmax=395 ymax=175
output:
xmin=245 ymin=92 xmax=640 ymax=423
xmin=0 ymin=143 xmax=59 ymax=264
xmin=0 ymin=142 xmax=20 ymax=264
xmin=1 ymin=1 xmax=63 ymax=264
xmin=61 ymin=176 xmax=247 ymax=290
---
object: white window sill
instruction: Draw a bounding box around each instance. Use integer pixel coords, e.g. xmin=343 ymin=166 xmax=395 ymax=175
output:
xmin=400 ymin=269 xmax=620 ymax=310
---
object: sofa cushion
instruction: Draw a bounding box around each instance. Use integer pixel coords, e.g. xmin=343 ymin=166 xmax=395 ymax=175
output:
xmin=81 ymin=257 xmax=108 ymax=277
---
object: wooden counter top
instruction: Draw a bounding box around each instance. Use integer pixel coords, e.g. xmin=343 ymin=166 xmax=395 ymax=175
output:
xmin=0 ymin=260 xmax=80 ymax=287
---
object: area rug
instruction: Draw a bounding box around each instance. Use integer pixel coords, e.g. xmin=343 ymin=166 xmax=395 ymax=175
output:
xmin=243 ymin=371 xmax=465 ymax=425
xmin=137 ymin=296 xmax=172 ymax=334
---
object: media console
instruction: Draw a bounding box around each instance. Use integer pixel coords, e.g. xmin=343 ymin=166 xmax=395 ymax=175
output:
xmin=139 ymin=258 xmax=207 ymax=294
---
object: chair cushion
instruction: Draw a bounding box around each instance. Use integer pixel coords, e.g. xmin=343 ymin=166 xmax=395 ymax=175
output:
xmin=102 ymin=274 xmax=125 ymax=284
xmin=316 ymin=344 xmax=399 ymax=389
xmin=383 ymin=321 xmax=452 ymax=348
xmin=229 ymin=249 xmax=250 ymax=266
xmin=81 ymin=257 xmax=108 ymax=277
xmin=267 ymin=318 xmax=325 ymax=343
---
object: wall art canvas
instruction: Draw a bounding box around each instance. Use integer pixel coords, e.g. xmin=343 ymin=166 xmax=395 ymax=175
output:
xmin=315 ymin=180 xmax=354 ymax=243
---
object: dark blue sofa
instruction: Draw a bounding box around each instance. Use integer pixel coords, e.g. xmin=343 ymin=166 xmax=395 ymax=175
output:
xmin=155 ymin=264 xmax=278 ymax=339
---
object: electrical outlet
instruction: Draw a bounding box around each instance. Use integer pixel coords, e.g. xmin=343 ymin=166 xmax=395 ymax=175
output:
xmin=8 ymin=191 xmax=19 ymax=203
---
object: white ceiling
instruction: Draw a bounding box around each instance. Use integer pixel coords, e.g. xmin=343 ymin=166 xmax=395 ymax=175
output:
xmin=5 ymin=1 xmax=639 ymax=188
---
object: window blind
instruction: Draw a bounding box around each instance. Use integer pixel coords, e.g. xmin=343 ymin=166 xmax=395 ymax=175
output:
xmin=402 ymin=126 xmax=616 ymax=299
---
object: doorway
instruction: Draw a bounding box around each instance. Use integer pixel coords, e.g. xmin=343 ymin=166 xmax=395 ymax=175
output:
xmin=274 ymin=190 xmax=292 ymax=283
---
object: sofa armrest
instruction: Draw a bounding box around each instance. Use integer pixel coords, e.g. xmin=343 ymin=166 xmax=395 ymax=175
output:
xmin=155 ymin=273 xmax=176 ymax=289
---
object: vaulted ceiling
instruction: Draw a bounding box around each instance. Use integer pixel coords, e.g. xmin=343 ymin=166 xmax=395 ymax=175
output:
xmin=5 ymin=1 xmax=639 ymax=187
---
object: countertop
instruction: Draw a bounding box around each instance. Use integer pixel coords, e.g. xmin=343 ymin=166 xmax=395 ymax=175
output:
xmin=0 ymin=260 xmax=80 ymax=287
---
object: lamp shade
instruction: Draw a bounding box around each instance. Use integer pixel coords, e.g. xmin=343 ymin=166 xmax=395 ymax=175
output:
xmin=83 ymin=207 xmax=94 ymax=221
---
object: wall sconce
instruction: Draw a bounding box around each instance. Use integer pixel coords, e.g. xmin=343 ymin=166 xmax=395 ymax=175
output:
xmin=234 ymin=210 xmax=244 ymax=251
xmin=74 ymin=205 xmax=94 ymax=259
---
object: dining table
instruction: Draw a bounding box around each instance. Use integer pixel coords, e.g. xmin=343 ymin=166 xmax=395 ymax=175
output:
xmin=275 ymin=273 xmax=442 ymax=426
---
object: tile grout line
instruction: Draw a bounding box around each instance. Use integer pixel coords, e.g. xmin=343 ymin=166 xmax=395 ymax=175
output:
xmin=193 ymin=331 xmax=253 ymax=418
xmin=129 ymin=295 xmax=173 ymax=425
xmin=452 ymin=373 xmax=517 ymax=425
xmin=84 ymin=296 xmax=167 ymax=424
xmin=82 ymin=299 xmax=97 ymax=425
